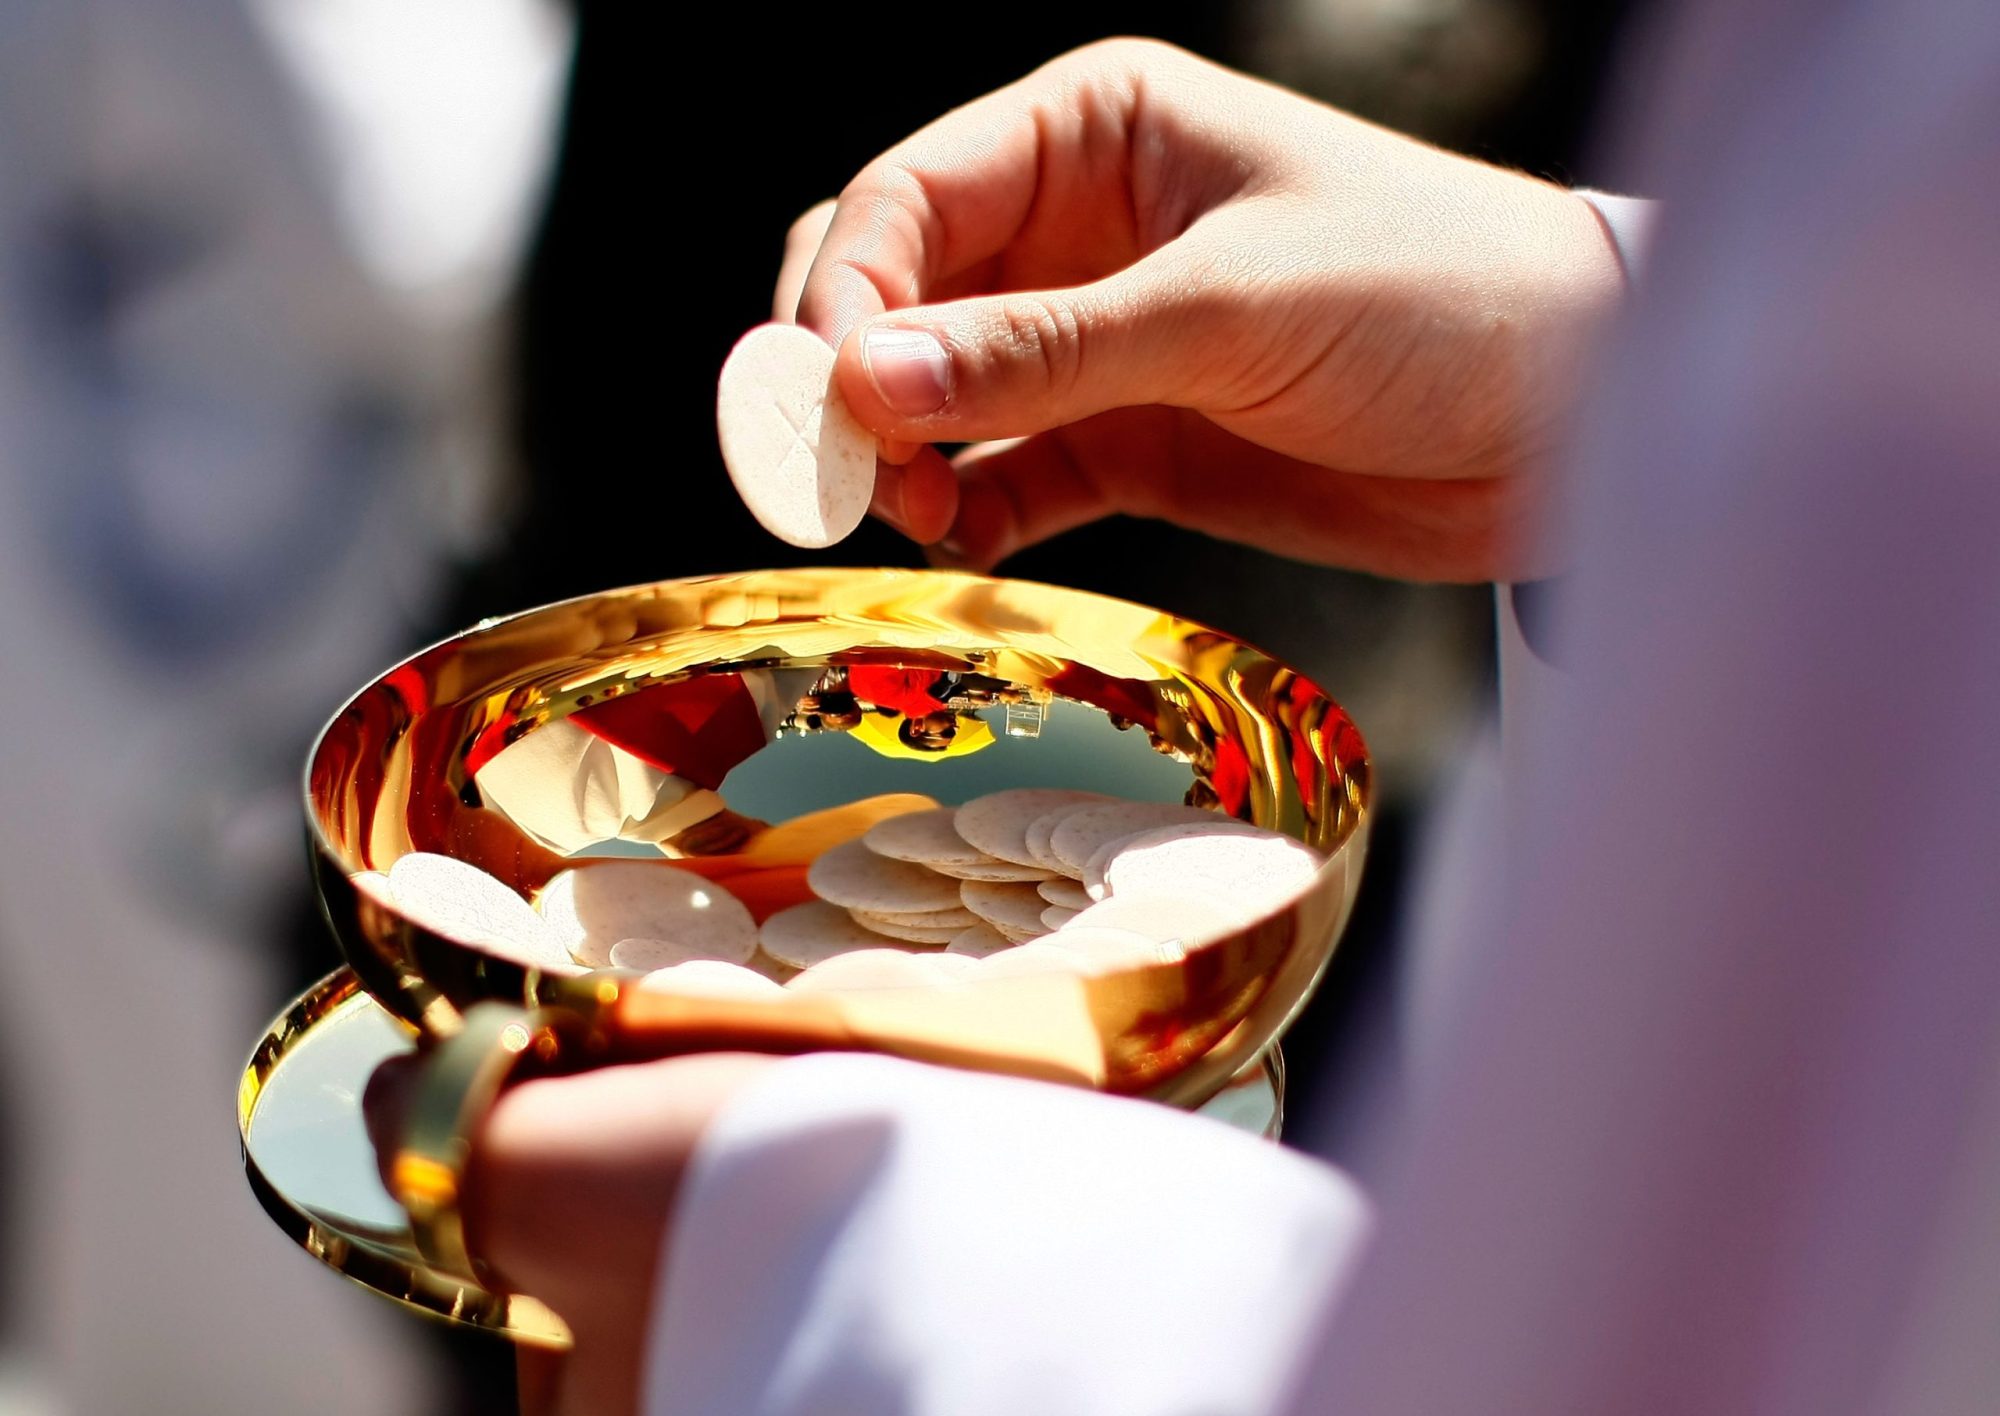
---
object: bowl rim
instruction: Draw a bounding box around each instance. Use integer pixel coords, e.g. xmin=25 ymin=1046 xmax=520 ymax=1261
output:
xmin=302 ymin=565 xmax=1373 ymax=864
xmin=300 ymin=565 xmax=1372 ymax=1100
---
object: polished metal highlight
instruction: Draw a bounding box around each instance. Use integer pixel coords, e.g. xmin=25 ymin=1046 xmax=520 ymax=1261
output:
xmin=305 ymin=567 xmax=1370 ymax=1104
xmin=253 ymin=567 xmax=1369 ymax=1342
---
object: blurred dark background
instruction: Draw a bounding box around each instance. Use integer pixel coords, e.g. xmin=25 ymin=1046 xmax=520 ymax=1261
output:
xmin=299 ymin=2 xmax=1645 ymax=1407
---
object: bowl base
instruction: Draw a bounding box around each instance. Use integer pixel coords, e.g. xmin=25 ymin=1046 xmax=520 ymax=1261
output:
xmin=241 ymin=968 xmax=1285 ymax=1347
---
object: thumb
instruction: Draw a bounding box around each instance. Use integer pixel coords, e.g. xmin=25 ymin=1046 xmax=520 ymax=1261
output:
xmin=834 ymin=247 xmax=1235 ymax=444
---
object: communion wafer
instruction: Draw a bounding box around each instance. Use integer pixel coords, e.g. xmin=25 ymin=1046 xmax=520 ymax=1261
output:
xmin=1041 ymin=924 xmax=1188 ymax=969
xmin=958 ymin=879 xmax=1050 ymax=935
xmin=606 ymin=933 xmax=758 ymax=973
xmin=855 ymin=904 xmax=981 ymax=930
xmin=1047 ymin=802 xmax=1226 ymax=876
xmin=973 ymin=942 xmax=1104 ymax=980
xmin=924 ymin=951 xmax=983 ymax=981
xmin=920 ymin=856 xmax=1056 ymax=880
xmin=387 ymin=852 xmax=576 ymax=972
xmin=861 ymin=807 xmax=990 ymax=868
xmin=807 ymin=837 xmax=963 ymax=913
xmin=349 ymin=871 xmax=394 ymax=907
xmin=1023 ymin=802 xmax=1098 ymax=873
xmin=540 ymin=861 xmax=756 ymax=967
xmin=945 ymin=922 xmax=1014 ymax=958
xmin=759 ymin=901 xmax=916 ymax=969
xmin=1099 ymin=825 xmax=1322 ymax=917
xmin=1036 ymin=878 xmax=1092 ymax=910
xmin=903 ymin=950 xmax=982 ymax=982
xmin=953 ymin=789 xmax=1109 ymax=868
xmin=785 ymin=947 xmax=953 ymax=994
xmin=1062 ymin=891 xmax=1239 ymax=948
xmin=926 ymin=858 xmax=1055 ymax=883
xmin=630 ymin=959 xmax=786 ymax=998
xmin=850 ymin=910 xmax=960 ymax=944
xmin=1040 ymin=905 xmax=1080 ymax=931
xmin=1080 ymin=820 xmax=1274 ymax=901
xmin=995 ymin=922 xmax=1046 ymax=945
xmin=716 ymin=323 xmax=875 ymax=549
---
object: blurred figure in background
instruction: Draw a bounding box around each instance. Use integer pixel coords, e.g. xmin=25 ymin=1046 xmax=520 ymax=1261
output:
xmin=0 ymin=0 xmax=570 ymax=1410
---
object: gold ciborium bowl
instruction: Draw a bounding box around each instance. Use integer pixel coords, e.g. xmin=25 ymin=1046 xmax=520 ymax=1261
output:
xmin=305 ymin=567 xmax=1369 ymax=1106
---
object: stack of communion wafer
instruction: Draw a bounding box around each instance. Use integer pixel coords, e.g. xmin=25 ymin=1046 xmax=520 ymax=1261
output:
xmin=357 ymin=789 xmax=1322 ymax=998
xmin=353 ymin=852 xmax=780 ymax=997
xmin=763 ymin=789 xmax=1322 ymax=991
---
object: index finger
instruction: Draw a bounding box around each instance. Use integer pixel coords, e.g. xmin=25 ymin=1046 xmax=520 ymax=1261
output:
xmin=794 ymin=42 xmax=1151 ymax=348
xmin=773 ymin=199 xmax=837 ymax=323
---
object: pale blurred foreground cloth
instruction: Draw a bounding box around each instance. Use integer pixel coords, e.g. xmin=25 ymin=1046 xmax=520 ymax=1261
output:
xmin=0 ymin=1 xmax=570 ymax=1411
xmin=640 ymin=1 xmax=2000 ymax=1412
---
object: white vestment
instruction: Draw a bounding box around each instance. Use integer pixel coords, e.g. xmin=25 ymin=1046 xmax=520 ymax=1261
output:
xmin=639 ymin=1 xmax=2000 ymax=1412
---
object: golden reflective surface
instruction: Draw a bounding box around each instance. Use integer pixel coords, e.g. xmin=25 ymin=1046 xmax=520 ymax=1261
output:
xmin=306 ymin=568 xmax=1370 ymax=1104
xmin=237 ymin=970 xmax=573 ymax=1347
xmin=241 ymin=967 xmax=1285 ymax=1346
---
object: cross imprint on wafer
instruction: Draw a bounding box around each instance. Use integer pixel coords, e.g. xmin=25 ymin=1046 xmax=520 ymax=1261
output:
xmin=717 ymin=322 xmax=874 ymax=548
xmin=770 ymin=399 xmax=821 ymax=463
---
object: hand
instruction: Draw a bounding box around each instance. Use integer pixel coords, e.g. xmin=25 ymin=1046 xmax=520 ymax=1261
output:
xmin=776 ymin=39 xmax=1623 ymax=581
xmin=367 ymin=1051 xmax=778 ymax=1416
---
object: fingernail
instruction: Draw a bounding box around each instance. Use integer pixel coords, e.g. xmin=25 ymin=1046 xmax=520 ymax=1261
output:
xmin=925 ymin=535 xmax=972 ymax=569
xmin=862 ymin=328 xmax=951 ymax=418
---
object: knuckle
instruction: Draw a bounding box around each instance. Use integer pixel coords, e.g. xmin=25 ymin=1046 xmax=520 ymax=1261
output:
xmin=992 ymin=296 xmax=1084 ymax=397
xmin=833 ymin=160 xmax=903 ymax=231
xmin=1039 ymin=36 xmax=1192 ymax=104
xmin=786 ymin=199 xmax=836 ymax=248
xmin=848 ymin=158 xmax=925 ymax=213
xmin=1071 ymin=35 xmax=1185 ymax=71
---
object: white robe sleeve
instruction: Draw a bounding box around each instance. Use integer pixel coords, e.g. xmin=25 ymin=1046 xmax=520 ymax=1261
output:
xmin=1493 ymin=191 xmax=1657 ymax=763
xmin=644 ymin=1054 xmax=1370 ymax=1416
xmin=1280 ymin=4 xmax=2000 ymax=1412
xmin=1571 ymin=190 xmax=1659 ymax=281
xmin=473 ymin=718 xmax=719 ymax=855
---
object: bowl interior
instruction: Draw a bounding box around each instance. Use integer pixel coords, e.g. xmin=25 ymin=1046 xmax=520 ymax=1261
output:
xmin=306 ymin=568 xmax=1369 ymax=1100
